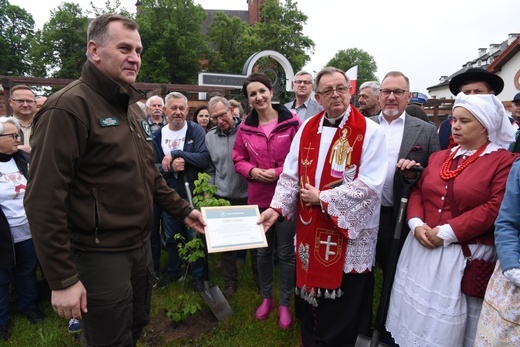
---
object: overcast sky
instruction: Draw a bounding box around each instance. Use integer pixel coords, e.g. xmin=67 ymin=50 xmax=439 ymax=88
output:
xmin=10 ymin=0 xmax=520 ymax=94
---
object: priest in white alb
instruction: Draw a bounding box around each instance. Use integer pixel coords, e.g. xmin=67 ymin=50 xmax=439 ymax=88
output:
xmin=259 ymin=67 xmax=387 ymax=346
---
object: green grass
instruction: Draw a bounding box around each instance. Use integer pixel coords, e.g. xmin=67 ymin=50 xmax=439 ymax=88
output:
xmin=144 ymin=252 xmax=301 ymax=347
xmin=2 ymin=252 xmax=382 ymax=347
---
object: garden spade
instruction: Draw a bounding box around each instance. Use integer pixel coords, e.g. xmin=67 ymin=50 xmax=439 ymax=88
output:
xmin=355 ymin=166 xmax=423 ymax=347
xmin=183 ymin=174 xmax=233 ymax=321
xmin=199 ymin=280 xmax=233 ymax=321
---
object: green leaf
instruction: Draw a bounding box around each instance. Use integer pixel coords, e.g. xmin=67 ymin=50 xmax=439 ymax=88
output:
xmin=172 ymin=312 xmax=182 ymax=322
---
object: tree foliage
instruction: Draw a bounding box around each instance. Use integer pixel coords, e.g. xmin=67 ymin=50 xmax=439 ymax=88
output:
xmin=0 ymin=0 xmax=35 ymax=76
xmin=136 ymin=0 xmax=209 ymax=84
xmin=206 ymin=12 xmax=252 ymax=74
xmin=5 ymin=0 xmax=315 ymax=89
xmin=252 ymin=0 xmax=314 ymax=73
xmin=326 ymin=48 xmax=378 ymax=87
xmin=31 ymin=2 xmax=87 ymax=79
xmin=88 ymin=0 xmax=133 ymax=18
xmin=206 ymin=0 xmax=314 ymax=76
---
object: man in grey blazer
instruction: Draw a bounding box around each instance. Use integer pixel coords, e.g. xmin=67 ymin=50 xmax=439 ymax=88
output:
xmin=369 ymin=71 xmax=440 ymax=283
xmin=284 ymin=70 xmax=323 ymax=121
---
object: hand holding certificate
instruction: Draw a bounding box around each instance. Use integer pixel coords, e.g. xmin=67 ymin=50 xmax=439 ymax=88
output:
xmin=201 ymin=205 xmax=268 ymax=253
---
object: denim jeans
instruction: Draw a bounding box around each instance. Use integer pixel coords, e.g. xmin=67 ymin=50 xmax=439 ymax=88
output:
xmin=257 ymin=216 xmax=296 ymax=307
xmin=150 ymin=204 xmax=163 ymax=275
xmin=0 ymin=238 xmax=39 ymax=325
xmin=216 ymin=196 xmax=249 ymax=286
xmin=162 ymin=211 xmax=204 ymax=280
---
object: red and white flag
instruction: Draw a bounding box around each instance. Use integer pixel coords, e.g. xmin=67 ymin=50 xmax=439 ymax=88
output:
xmin=345 ymin=66 xmax=358 ymax=94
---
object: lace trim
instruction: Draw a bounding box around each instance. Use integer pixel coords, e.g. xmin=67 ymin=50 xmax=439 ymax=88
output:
xmin=321 ymin=177 xmax=379 ymax=238
xmin=344 ymin=227 xmax=377 ymax=273
xmin=270 ymin=176 xmax=299 ymax=221
xmin=476 ymin=301 xmax=520 ymax=346
xmin=392 ymin=270 xmax=468 ymax=321
xmin=475 ymin=322 xmax=505 ymax=347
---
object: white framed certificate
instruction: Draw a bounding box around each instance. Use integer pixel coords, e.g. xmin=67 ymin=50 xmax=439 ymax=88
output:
xmin=201 ymin=205 xmax=268 ymax=253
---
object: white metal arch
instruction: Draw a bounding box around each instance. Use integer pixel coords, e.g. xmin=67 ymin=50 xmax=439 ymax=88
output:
xmin=242 ymin=50 xmax=294 ymax=92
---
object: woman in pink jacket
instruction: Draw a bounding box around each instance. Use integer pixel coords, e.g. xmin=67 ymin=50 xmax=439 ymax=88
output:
xmin=233 ymin=73 xmax=301 ymax=330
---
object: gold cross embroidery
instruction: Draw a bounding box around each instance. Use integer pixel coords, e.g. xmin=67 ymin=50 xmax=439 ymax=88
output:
xmin=299 ymin=143 xmax=314 ymax=225
xmin=300 ymin=143 xmax=314 ymax=190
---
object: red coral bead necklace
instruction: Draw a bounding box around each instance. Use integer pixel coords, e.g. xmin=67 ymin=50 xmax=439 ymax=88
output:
xmin=440 ymin=141 xmax=489 ymax=181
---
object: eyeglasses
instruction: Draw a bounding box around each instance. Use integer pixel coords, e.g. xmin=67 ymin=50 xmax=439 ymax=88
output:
xmin=317 ymin=85 xmax=350 ymax=97
xmin=10 ymin=99 xmax=35 ymax=105
xmin=380 ymin=89 xmax=408 ymax=98
xmin=210 ymin=111 xmax=229 ymax=123
xmin=294 ymin=80 xmax=313 ymax=85
xmin=0 ymin=133 xmax=20 ymax=140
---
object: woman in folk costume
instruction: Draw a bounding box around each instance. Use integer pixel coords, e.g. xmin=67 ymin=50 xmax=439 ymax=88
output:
xmin=386 ymin=92 xmax=518 ymax=347
xmin=474 ymin=159 xmax=520 ymax=346
xmin=259 ymin=67 xmax=387 ymax=346
xmin=232 ymin=73 xmax=301 ymax=330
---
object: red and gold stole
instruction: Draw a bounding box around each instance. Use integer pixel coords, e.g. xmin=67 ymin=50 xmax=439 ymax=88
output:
xmin=296 ymin=107 xmax=366 ymax=302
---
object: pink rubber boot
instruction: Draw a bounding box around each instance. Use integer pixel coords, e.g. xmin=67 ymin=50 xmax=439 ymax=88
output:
xmin=278 ymin=305 xmax=292 ymax=330
xmin=255 ymin=298 xmax=275 ymax=320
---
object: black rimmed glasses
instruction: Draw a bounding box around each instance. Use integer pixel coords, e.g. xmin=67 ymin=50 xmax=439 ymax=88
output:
xmin=210 ymin=111 xmax=229 ymax=123
xmin=380 ymin=89 xmax=408 ymax=98
xmin=0 ymin=133 xmax=20 ymax=140
xmin=10 ymin=99 xmax=35 ymax=105
xmin=317 ymin=85 xmax=350 ymax=97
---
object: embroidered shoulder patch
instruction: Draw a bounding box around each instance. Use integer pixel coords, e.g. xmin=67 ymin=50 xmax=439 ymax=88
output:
xmin=140 ymin=120 xmax=153 ymax=141
xmin=99 ymin=117 xmax=120 ymax=127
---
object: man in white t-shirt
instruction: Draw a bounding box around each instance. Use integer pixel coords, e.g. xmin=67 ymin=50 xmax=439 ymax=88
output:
xmin=151 ymin=92 xmax=210 ymax=291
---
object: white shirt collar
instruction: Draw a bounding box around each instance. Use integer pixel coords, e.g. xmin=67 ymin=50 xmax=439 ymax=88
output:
xmin=451 ymin=142 xmax=500 ymax=158
xmin=317 ymin=106 xmax=350 ymax=134
xmin=378 ymin=111 xmax=406 ymax=125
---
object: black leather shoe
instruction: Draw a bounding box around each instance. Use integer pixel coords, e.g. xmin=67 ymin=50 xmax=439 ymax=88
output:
xmin=224 ymin=282 xmax=237 ymax=298
xmin=192 ymin=279 xmax=205 ymax=292
xmin=0 ymin=324 xmax=9 ymax=341
xmin=157 ymin=273 xmax=182 ymax=289
xmin=21 ymin=308 xmax=46 ymax=324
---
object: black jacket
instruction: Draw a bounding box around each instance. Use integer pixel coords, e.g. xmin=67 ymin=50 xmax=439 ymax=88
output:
xmin=24 ymin=61 xmax=193 ymax=290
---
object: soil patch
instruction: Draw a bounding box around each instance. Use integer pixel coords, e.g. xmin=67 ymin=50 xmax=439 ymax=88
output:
xmin=140 ymin=308 xmax=217 ymax=346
